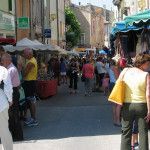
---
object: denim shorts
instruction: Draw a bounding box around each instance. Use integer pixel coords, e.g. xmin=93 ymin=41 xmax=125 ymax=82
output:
xmin=26 ymin=96 xmax=37 ymax=103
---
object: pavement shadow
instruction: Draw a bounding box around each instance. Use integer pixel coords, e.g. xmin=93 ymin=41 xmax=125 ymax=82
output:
xmin=23 ymin=81 xmax=121 ymax=141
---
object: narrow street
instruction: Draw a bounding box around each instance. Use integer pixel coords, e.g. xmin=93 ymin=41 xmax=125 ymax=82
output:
xmin=12 ymin=80 xmax=121 ymax=150
xmin=1 ymin=80 xmax=150 ymax=150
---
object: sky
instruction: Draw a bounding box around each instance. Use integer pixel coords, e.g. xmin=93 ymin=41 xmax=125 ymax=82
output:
xmin=71 ymin=0 xmax=114 ymax=10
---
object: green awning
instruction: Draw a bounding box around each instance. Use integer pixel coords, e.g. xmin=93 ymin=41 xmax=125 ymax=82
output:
xmin=124 ymin=9 xmax=150 ymax=26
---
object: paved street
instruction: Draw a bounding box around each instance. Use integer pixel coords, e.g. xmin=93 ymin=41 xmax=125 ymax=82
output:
xmin=1 ymin=80 xmax=149 ymax=150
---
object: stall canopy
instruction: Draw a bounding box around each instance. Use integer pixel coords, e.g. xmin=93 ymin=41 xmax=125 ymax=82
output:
xmin=112 ymin=9 xmax=150 ymax=35
xmin=99 ymin=50 xmax=107 ymax=55
xmin=124 ymin=9 xmax=150 ymax=27
xmin=111 ymin=21 xmax=142 ymax=35
xmin=53 ymin=45 xmax=68 ymax=55
xmin=3 ymin=38 xmax=55 ymax=52
xmin=68 ymin=50 xmax=79 ymax=56
xmin=16 ymin=38 xmax=53 ymax=51
xmin=0 ymin=38 xmax=16 ymax=45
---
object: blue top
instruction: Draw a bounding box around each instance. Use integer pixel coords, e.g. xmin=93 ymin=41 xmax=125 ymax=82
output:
xmin=105 ymin=64 xmax=116 ymax=83
xmin=60 ymin=61 xmax=66 ymax=72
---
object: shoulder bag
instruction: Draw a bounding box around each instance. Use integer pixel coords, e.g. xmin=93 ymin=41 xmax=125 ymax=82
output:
xmin=108 ymin=68 xmax=128 ymax=105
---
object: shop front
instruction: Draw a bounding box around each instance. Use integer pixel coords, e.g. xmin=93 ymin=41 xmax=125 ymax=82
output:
xmin=0 ymin=10 xmax=15 ymax=44
xmin=110 ymin=9 xmax=150 ymax=58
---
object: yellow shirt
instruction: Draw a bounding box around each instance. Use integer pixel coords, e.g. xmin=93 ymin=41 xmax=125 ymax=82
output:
xmin=24 ymin=57 xmax=37 ymax=81
xmin=123 ymin=68 xmax=148 ymax=103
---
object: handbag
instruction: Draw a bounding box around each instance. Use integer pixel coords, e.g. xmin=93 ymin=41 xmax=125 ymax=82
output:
xmin=19 ymin=87 xmax=26 ymax=106
xmin=108 ymin=68 xmax=128 ymax=105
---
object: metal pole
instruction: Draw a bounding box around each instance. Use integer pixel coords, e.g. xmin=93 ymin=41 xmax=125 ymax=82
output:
xmin=29 ymin=0 xmax=32 ymax=39
xmin=56 ymin=0 xmax=59 ymax=46
xmin=41 ymin=0 xmax=45 ymax=43
xmin=15 ymin=0 xmax=17 ymax=42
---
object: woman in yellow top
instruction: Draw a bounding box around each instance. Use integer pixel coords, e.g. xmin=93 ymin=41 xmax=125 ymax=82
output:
xmin=120 ymin=53 xmax=150 ymax=150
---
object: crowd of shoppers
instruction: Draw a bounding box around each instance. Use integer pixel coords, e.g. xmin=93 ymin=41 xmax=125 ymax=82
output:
xmin=0 ymin=43 xmax=149 ymax=150
xmin=0 ymin=46 xmax=39 ymax=150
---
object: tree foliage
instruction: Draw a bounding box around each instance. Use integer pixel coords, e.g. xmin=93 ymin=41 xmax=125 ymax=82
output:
xmin=65 ymin=7 xmax=81 ymax=49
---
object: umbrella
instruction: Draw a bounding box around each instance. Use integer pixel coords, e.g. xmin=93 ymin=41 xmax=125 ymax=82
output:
xmin=99 ymin=50 xmax=107 ymax=55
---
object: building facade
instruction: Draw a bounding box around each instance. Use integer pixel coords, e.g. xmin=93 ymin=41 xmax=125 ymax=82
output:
xmin=50 ymin=0 xmax=66 ymax=47
xmin=16 ymin=0 xmax=44 ymax=41
xmin=71 ymin=4 xmax=105 ymax=50
xmin=104 ymin=9 xmax=114 ymax=47
xmin=0 ymin=0 xmax=16 ymax=44
xmin=113 ymin=0 xmax=150 ymax=20
xmin=16 ymin=0 xmax=31 ymax=41
xmin=16 ymin=0 xmax=66 ymax=46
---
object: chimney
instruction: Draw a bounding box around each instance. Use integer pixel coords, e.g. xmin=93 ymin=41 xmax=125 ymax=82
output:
xmin=79 ymin=2 xmax=81 ymax=5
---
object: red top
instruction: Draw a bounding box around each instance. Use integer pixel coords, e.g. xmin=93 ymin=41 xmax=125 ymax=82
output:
xmin=82 ymin=64 xmax=94 ymax=79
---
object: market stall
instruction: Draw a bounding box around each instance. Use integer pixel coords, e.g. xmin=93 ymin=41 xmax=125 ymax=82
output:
xmin=3 ymin=38 xmax=61 ymax=99
xmin=110 ymin=9 xmax=150 ymax=59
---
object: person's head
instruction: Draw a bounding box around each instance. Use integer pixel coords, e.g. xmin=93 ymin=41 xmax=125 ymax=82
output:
xmin=23 ymin=48 xmax=33 ymax=59
xmin=134 ymin=53 xmax=150 ymax=71
xmin=1 ymin=53 xmax=12 ymax=68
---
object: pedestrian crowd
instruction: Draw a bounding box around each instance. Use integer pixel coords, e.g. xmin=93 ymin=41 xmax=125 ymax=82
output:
xmin=0 ymin=46 xmax=38 ymax=150
xmin=0 ymin=44 xmax=149 ymax=150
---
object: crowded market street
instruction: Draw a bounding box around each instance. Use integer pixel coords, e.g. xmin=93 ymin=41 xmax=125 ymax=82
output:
xmin=0 ymin=80 xmax=149 ymax=150
xmin=2 ymin=81 xmax=122 ymax=150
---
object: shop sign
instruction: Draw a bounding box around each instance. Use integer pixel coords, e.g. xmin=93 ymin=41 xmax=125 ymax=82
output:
xmin=0 ymin=11 xmax=15 ymax=31
xmin=18 ymin=17 xmax=30 ymax=29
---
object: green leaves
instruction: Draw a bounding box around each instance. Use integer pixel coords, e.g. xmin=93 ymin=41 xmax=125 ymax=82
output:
xmin=65 ymin=7 xmax=81 ymax=49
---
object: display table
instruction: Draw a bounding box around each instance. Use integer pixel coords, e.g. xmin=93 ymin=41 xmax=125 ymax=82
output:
xmin=37 ymin=79 xmax=57 ymax=99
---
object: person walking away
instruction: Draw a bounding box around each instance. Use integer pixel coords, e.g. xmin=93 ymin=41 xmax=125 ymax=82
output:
xmin=1 ymin=53 xmax=24 ymax=141
xmin=120 ymin=53 xmax=150 ymax=150
xmin=23 ymin=48 xmax=38 ymax=127
xmin=96 ymin=57 xmax=106 ymax=91
xmin=60 ymin=57 xmax=67 ymax=84
xmin=0 ymin=65 xmax=13 ymax=150
xmin=69 ymin=58 xmax=79 ymax=94
xmin=53 ymin=58 xmax=60 ymax=86
xmin=82 ymin=59 xmax=94 ymax=96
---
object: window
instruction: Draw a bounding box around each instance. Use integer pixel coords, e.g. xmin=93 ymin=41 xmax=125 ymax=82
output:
xmin=60 ymin=21 xmax=63 ymax=37
xmin=80 ymin=33 xmax=85 ymax=45
xmin=8 ymin=0 xmax=12 ymax=11
xmin=60 ymin=21 xmax=65 ymax=38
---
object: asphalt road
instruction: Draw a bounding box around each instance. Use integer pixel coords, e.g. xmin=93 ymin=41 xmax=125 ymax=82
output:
xmin=0 ymin=80 xmax=145 ymax=150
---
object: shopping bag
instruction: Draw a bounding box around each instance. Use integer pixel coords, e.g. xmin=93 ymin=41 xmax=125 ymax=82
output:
xmin=19 ymin=87 xmax=26 ymax=106
xmin=108 ymin=79 xmax=125 ymax=105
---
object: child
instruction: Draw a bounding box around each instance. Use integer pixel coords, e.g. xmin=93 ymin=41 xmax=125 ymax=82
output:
xmin=102 ymin=73 xmax=109 ymax=95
